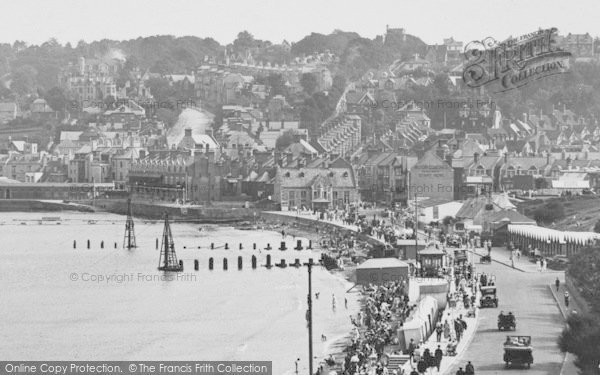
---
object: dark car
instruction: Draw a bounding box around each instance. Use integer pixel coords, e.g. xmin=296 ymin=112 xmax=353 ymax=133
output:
xmin=498 ymin=313 xmax=516 ymax=331
xmin=480 ymin=286 xmax=498 ymax=308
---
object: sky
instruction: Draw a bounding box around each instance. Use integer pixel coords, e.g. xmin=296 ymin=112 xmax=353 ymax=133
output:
xmin=0 ymin=0 xmax=598 ymax=46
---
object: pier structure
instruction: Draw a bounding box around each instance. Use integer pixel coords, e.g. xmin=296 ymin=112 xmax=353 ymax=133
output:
xmin=158 ymin=213 xmax=183 ymax=271
xmin=123 ymin=198 xmax=137 ymax=250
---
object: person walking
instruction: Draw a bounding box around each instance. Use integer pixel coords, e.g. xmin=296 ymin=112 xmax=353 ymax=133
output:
xmin=436 ymin=322 xmax=443 ymax=342
xmin=443 ymin=320 xmax=450 ymax=340
xmin=555 ymin=277 xmax=560 ymax=292
xmin=455 ymin=367 xmax=465 ymax=375
xmin=564 ymin=291 xmax=570 ymax=307
xmin=434 ymin=346 xmax=443 ymax=372
xmin=408 ymin=338 xmax=416 ymax=361
xmin=465 ymin=361 xmax=475 ymax=375
xmin=417 ymin=358 xmax=427 ymax=375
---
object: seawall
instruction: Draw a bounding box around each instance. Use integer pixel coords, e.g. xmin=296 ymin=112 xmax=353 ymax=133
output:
xmin=92 ymin=199 xmax=256 ymax=222
xmin=260 ymin=211 xmax=384 ymax=247
xmin=0 ymin=199 xmax=95 ymax=213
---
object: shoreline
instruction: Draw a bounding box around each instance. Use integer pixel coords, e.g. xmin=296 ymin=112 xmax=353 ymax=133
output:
xmin=260 ymin=215 xmax=370 ymax=369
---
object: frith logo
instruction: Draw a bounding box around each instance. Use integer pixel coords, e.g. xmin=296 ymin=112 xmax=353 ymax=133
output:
xmin=462 ymin=28 xmax=572 ymax=93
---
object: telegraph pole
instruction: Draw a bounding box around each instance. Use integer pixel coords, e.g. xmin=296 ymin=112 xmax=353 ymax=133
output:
xmin=414 ymin=192 xmax=420 ymax=274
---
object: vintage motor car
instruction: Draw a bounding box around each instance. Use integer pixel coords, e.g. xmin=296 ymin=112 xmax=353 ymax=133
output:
xmin=503 ymin=335 xmax=533 ymax=368
xmin=480 ymin=285 xmax=498 ymax=308
xmin=480 ymin=254 xmax=492 ymax=263
xmin=498 ymin=312 xmax=516 ymax=330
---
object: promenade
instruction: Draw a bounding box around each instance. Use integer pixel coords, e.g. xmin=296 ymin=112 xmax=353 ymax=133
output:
xmin=266 ymin=210 xmax=482 ymax=375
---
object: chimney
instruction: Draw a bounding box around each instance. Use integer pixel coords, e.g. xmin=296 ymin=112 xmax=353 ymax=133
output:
xmin=474 ymin=152 xmax=479 ymax=164
xmin=139 ymin=150 xmax=146 ymax=159
xmin=504 ymin=153 xmax=508 ymax=164
xmin=522 ymin=113 xmax=527 ymax=122
xmin=546 ymin=152 xmax=550 ymax=165
xmin=185 ymin=128 xmax=192 ymax=137
xmin=285 ymin=151 xmax=293 ymax=166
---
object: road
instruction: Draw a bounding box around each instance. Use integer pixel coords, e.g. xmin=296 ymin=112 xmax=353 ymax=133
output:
xmin=446 ymin=260 xmax=565 ymax=375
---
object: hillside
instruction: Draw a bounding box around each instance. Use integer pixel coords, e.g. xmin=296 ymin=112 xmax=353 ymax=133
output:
xmin=518 ymin=195 xmax=600 ymax=232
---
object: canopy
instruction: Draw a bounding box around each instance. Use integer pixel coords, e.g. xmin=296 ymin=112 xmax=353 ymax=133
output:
xmin=507 ymin=224 xmax=600 ymax=244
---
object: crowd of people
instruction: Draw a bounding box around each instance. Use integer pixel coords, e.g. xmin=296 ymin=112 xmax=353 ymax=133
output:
xmin=280 ymin=204 xmax=487 ymax=374
xmin=337 ymin=281 xmax=413 ymax=375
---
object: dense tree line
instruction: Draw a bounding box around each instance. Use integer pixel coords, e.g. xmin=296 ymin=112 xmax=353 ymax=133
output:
xmin=559 ymin=246 xmax=600 ymax=374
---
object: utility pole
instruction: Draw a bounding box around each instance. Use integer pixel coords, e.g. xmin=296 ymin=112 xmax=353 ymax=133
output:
xmin=414 ymin=191 xmax=420 ymax=273
xmin=304 ymin=259 xmax=315 ymax=375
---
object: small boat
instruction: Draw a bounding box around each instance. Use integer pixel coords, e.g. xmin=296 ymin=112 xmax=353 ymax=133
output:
xmin=88 ymin=220 xmax=97 ymax=225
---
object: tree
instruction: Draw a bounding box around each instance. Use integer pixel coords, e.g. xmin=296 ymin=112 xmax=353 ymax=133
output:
xmin=559 ymin=313 xmax=600 ymax=374
xmin=11 ymin=65 xmax=38 ymax=95
xmin=300 ymin=73 xmax=318 ymax=95
xmin=266 ymin=74 xmax=286 ymax=98
xmin=44 ymin=87 xmax=68 ymax=112
xmin=594 ymin=220 xmax=600 ymax=233
xmin=275 ymin=130 xmax=296 ymax=150
xmin=156 ymin=108 xmax=178 ymax=128
xmin=232 ymin=31 xmax=258 ymax=54
xmin=104 ymin=95 xmax=116 ymax=110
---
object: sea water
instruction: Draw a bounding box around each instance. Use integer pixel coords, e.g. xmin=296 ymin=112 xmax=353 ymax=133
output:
xmin=0 ymin=211 xmax=357 ymax=374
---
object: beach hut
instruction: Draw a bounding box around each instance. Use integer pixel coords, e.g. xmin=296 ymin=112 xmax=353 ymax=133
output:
xmin=398 ymin=296 xmax=438 ymax=348
xmin=355 ymin=258 xmax=409 ymax=286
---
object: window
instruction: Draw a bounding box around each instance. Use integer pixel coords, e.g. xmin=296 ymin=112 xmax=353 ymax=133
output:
xmin=313 ymin=190 xmax=318 ymax=199
xmin=299 ymin=172 xmax=304 ymax=177
xmin=344 ymin=191 xmax=350 ymax=204
xmin=507 ymin=166 xmax=515 ymax=177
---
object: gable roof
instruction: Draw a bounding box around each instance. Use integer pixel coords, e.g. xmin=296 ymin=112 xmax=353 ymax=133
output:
xmin=278 ymin=167 xmax=356 ymax=189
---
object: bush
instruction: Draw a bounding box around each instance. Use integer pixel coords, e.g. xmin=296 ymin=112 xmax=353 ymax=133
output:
xmin=534 ymin=201 xmax=565 ymax=224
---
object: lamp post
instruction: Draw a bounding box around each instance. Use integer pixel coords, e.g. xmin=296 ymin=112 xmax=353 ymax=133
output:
xmin=304 ymin=259 xmax=315 ymax=375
